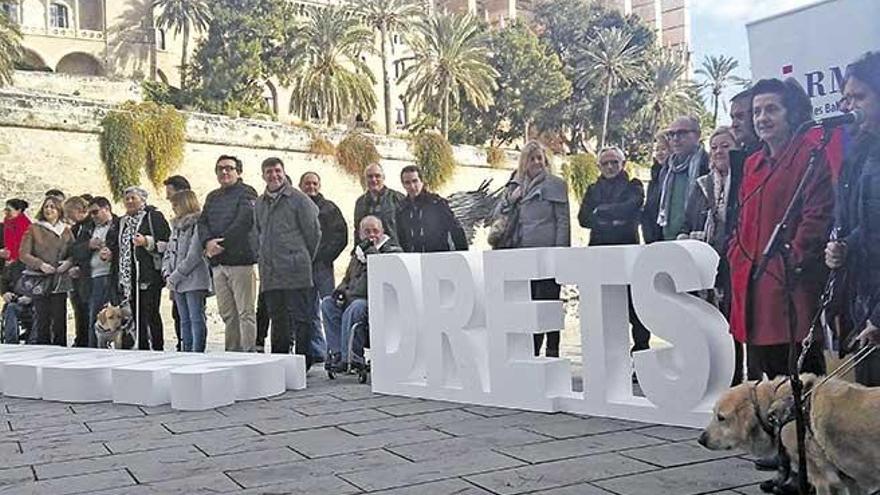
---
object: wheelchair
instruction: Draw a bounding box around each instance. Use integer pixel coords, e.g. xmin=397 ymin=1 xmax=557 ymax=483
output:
xmin=325 ymin=313 xmax=371 ymax=384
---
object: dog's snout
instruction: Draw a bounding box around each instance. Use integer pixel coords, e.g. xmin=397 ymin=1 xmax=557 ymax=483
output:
xmin=697 ymin=431 xmax=708 ymax=447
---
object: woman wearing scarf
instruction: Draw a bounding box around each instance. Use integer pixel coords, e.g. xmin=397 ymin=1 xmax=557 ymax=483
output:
xmin=18 ymin=196 xmax=73 ymax=346
xmin=106 ymin=187 xmax=171 ymax=351
xmin=162 ymin=191 xmax=212 ymax=352
xmin=1 ymin=199 xmax=32 ymax=264
xmin=493 ymin=141 xmax=570 ymax=357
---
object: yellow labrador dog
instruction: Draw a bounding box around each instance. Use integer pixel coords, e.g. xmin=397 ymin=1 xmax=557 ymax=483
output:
xmin=94 ymin=304 xmax=131 ymax=349
xmin=701 ymin=375 xmax=880 ymax=495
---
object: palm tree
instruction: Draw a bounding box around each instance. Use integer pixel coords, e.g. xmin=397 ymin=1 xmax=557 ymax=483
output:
xmin=0 ymin=1 xmax=22 ymax=86
xmin=399 ymin=13 xmax=497 ymax=139
xmin=153 ymin=0 xmax=211 ymax=89
xmin=288 ymin=6 xmax=377 ymax=127
xmin=576 ymin=27 xmax=644 ymax=149
xmin=352 ymin=0 xmax=421 ymax=135
xmin=637 ymin=49 xmax=702 ymax=137
xmin=696 ymin=54 xmax=741 ymax=128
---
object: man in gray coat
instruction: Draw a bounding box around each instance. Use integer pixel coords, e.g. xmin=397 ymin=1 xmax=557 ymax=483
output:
xmin=255 ymin=157 xmax=322 ymax=362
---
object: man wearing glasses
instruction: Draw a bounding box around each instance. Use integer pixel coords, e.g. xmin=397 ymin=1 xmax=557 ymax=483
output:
xmin=651 ymin=116 xmax=710 ymax=241
xmin=199 ymin=155 xmax=260 ymax=352
xmin=70 ymin=197 xmax=117 ymax=347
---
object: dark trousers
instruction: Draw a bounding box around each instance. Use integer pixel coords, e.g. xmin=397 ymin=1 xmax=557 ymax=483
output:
xmin=256 ymin=292 xmax=269 ymax=349
xmin=746 ymin=342 xmax=825 ymax=380
xmin=136 ymin=285 xmax=164 ymax=351
xmin=531 ymin=279 xmax=561 ymax=357
xmin=855 ymin=351 xmax=880 ymax=387
xmin=33 ymin=293 xmax=67 ymax=346
xmin=263 ymin=288 xmax=316 ymax=360
xmin=628 ymin=288 xmax=650 ymax=352
xmin=172 ymin=299 xmax=182 ymax=351
xmin=732 ymin=338 xmax=745 ymax=386
xmin=71 ymin=279 xmax=90 ymax=347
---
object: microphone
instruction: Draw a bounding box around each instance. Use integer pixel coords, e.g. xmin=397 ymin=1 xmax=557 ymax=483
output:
xmin=809 ymin=109 xmax=864 ymax=128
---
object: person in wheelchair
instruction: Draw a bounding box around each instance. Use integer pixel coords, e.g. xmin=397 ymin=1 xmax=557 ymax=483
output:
xmin=321 ymin=215 xmax=401 ymax=371
xmin=1 ymin=259 xmax=33 ymax=344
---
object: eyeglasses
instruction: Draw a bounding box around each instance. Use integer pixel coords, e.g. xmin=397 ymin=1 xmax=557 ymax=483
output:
xmin=216 ymin=166 xmax=236 ymax=174
xmin=600 ymin=160 xmax=621 ymax=166
xmin=667 ymin=129 xmax=698 ymax=138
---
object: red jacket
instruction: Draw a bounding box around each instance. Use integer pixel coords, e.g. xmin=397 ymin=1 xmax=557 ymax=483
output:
xmin=728 ymin=133 xmax=833 ymax=345
xmin=2 ymin=214 xmax=31 ymax=263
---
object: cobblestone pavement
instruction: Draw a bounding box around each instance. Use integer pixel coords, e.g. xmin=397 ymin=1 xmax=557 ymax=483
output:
xmin=0 ymin=367 xmax=777 ymax=495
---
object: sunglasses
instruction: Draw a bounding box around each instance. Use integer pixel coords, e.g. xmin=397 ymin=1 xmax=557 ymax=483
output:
xmin=667 ymin=129 xmax=698 ymax=138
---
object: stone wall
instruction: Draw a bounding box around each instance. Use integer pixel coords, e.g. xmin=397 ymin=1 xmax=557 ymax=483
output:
xmin=10 ymin=71 xmax=143 ymax=104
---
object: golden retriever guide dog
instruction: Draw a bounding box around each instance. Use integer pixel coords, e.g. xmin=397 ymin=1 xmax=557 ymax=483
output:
xmin=700 ymin=375 xmax=880 ymax=495
xmin=94 ymin=303 xmax=131 ymax=349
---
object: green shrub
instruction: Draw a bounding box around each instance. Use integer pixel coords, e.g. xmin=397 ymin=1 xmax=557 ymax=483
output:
xmin=99 ymin=101 xmax=187 ymax=200
xmin=309 ymin=133 xmax=336 ymax=157
xmin=336 ymin=132 xmax=380 ymax=183
xmin=486 ymin=145 xmax=505 ymax=168
xmin=562 ymin=153 xmax=600 ymax=202
xmin=412 ymin=132 xmax=457 ymax=190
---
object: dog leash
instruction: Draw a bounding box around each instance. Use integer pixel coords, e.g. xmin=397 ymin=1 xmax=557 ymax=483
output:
xmin=804 ymin=344 xmax=877 ymax=400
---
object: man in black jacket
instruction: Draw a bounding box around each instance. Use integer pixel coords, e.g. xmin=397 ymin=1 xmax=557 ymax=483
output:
xmin=299 ymin=171 xmax=347 ymax=363
xmin=354 ymin=163 xmax=404 ymax=244
xmin=71 ymin=197 xmax=117 ymax=348
xmin=396 ymin=165 xmax=468 ymax=253
xmin=579 ymin=147 xmax=650 ymax=353
xmin=199 ymin=155 xmax=259 ymax=352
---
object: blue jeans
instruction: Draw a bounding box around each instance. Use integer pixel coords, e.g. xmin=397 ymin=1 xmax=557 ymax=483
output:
xmin=2 ymin=301 xmax=24 ymax=344
xmin=174 ymin=291 xmax=208 ymax=352
xmin=88 ymin=275 xmax=112 ymax=348
xmin=321 ymin=297 xmax=368 ymax=364
xmin=310 ymin=263 xmax=334 ymax=360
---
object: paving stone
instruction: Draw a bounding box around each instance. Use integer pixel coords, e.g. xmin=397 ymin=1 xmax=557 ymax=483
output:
xmin=462 ymin=406 xmax=523 ymax=418
xmin=435 ymin=412 xmax=576 ymax=437
xmin=227 ymin=449 xmax=409 ymax=488
xmin=294 ymin=395 xmax=417 ymax=416
xmin=90 ymin=472 xmax=240 ymax=495
xmin=339 ymin=409 xmax=484 ymax=435
xmin=0 ymin=468 xmax=135 ymax=494
xmin=387 ymin=428 xmax=550 ymax=462
xmin=7 ymin=414 xmax=87 ymax=432
xmin=0 ymin=466 xmax=34 ymax=488
xmin=161 ymin=413 xmax=261 ymax=434
xmin=375 ymin=399 xmax=467 ymax=417
xmin=69 ymin=404 xmax=145 ymax=423
xmin=249 ymin=408 xmax=391 ymax=434
xmin=340 ymin=449 xmax=525 ymax=492
xmin=88 ymin=410 xmax=224 ymax=433
xmin=521 ymin=416 xmax=647 ymax=439
xmin=0 ymin=440 xmax=110 ymax=467
xmin=733 ymin=485 xmax=769 ymax=495
xmin=282 ymin=425 xmax=449 ymax=458
xmin=636 ymin=425 xmax=701 ymax=442
xmin=1 ymin=422 xmax=90 ymax=440
xmin=214 ymin=400 xmax=307 ymax=421
xmin=366 ymin=478 xmax=496 ymax=494
xmin=498 ymin=431 xmax=665 ymax=463
xmin=267 ymin=393 xmax=344 ymax=410
xmin=230 ymin=475 xmax=361 ymax=495
xmin=128 ymin=446 xmax=305 ymax=484
xmin=465 ymin=453 xmax=656 ymax=494
xmin=0 ymin=442 xmax=19 ymax=456
xmin=620 ymin=440 xmax=739 ymax=467
xmin=104 ymin=425 xmax=259 ymax=454
xmin=17 ymin=424 xmax=172 ymax=450
xmin=530 ymin=484 xmax=616 ymax=494
xmin=328 ymin=384 xmax=377 ymax=401
xmin=34 ymin=445 xmax=203 ymax=480
xmin=593 ymin=458 xmax=773 ymax=495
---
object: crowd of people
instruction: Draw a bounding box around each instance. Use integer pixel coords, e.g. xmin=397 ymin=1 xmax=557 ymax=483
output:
xmin=0 ymin=52 xmax=878 ymax=396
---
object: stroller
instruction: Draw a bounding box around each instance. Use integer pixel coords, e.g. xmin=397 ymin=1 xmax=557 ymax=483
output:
xmin=325 ymin=312 xmax=371 ymax=384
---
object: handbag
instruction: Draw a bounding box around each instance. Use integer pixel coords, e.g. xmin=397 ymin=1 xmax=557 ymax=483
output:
xmin=15 ymin=272 xmax=53 ymax=298
xmin=488 ymin=201 xmax=520 ymax=249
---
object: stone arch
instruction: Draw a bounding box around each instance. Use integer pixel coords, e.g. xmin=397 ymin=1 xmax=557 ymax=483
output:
xmin=56 ymin=52 xmax=104 ymax=76
xmin=262 ymin=81 xmax=278 ymax=115
xmin=17 ymin=48 xmax=52 ymax=72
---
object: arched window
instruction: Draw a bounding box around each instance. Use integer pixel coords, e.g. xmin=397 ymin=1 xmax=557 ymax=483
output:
xmin=49 ymin=2 xmax=70 ymax=28
xmin=156 ymin=28 xmax=166 ymax=50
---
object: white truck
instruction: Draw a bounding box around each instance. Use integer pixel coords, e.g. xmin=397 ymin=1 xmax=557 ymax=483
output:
xmin=747 ymin=0 xmax=880 ymax=119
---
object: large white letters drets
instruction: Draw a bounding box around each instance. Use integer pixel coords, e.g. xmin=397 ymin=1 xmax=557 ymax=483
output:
xmin=369 ymin=241 xmax=733 ymax=428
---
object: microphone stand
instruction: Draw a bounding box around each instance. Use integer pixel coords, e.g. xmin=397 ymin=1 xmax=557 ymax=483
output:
xmin=751 ymin=124 xmax=833 ymax=495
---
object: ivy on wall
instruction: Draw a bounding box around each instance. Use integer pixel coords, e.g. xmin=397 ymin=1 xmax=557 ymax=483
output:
xmin=412 ymin=131 xmax=457 ymax=190
xmin=99 ymin=101 xmax=187 ymax=200
xmin=335 ymin=132 xmax=380 ymax=185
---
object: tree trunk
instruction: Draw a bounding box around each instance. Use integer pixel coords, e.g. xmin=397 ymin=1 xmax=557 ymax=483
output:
xmin=712 ymin=89 xmax=720 ymax=128
xmin=180 ymin=23 xmax=189 ymax=89
xmin=380 ymin=22 xmax=392 ymax=135
xmin=600 ymin=76 xmax=613 ymax=149
xmin=442 ymin=92 xmax=450 ymax=139
xmin=524 ymin=119 xmax=530 ymax=143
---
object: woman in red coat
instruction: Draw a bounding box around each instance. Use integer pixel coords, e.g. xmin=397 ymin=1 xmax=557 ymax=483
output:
xmin=728 ymin=78 xmax=832 ymax=380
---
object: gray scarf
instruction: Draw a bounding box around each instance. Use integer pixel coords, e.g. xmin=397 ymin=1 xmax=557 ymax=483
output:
xmin=657 ymin=149 xmax=705 ymax=227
